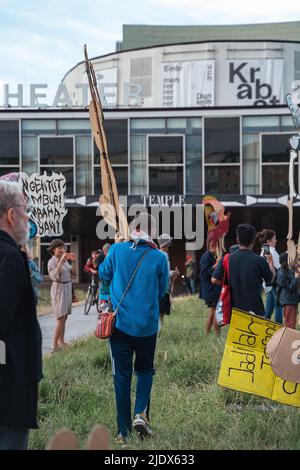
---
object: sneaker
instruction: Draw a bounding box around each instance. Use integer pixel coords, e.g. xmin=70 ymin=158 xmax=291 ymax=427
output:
xmin=133 ymin=413 xmax=153 ymax=437
xmin=115 ymin=433 xmax=127 ymax=445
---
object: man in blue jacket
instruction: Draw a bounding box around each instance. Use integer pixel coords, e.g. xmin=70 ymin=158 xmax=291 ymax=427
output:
xmin=99 ymin=213 xmax=169 ymax=444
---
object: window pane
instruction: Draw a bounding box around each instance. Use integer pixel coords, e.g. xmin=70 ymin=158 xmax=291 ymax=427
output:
xmin=243 ymin=116 xmax=280 ymax=132
xmin=40 ymin=167 xmax=74 ymax=195
xmin=205 ymin=166 xmax=240 ymax=194
xmin=0 ymin=120 xmax=19 ymax=164
xmin=40 ymin=137 xmax=73 ymax=165
xmin=58 ymin=119 xmax=91 ymax=134
xmin=76 ymin=136 xmax=92 ymax=195
xmin=262 ymin=165 xmax=298 ymax=194
xmin=94 ymin=166 xmax=128 ymax=195
xmin=131 ymin=118 xmax=165 ymax=133
xmin=186 ymin=134 xmax=202 ymax=194
xmin=242 ymin=133 xmax=260 ymax=194
xmin=22 ymin=120 xmax=56 ymax=135
xmin=22 ymin=136 xmax=38 ymax=174
xmin=262 ymin=134 xmax=293 ymax=163
xmin=130 ymin=134 xmax=147 ymax=195
xmin=205 ymin=118 xmax=240 ymax=164
xmin=94 ymin=120 xmax=128 ymax=165
xmin=149 ymin=136 xmax=183 ymax=164
xmin=149 ymin=166 xmax=183 ymax=194
xmin=281 ymin=115 xmax=296 ymax=131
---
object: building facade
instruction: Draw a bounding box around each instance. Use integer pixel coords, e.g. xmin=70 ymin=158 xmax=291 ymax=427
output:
xmin=1 ymin=22 xmax=300 ymax=280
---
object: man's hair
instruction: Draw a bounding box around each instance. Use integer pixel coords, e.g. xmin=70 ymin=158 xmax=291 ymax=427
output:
xmin=236 ymin=224 xmax=256 ymax=247
xmin=256 ymin=229 xmax=276 ymax=245
xmin=0 ymin=180 xmax=23 ymax=218
xmin=130 ymin=212 xmax=156 ymax=236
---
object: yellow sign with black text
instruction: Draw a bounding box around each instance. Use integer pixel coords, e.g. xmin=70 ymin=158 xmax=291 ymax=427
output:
xmin=218 ymin=309 xmax=300 ymax=407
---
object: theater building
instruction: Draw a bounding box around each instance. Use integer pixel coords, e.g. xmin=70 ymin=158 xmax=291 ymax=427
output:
xmin=1 ymin=22 xmax=300 ymax=280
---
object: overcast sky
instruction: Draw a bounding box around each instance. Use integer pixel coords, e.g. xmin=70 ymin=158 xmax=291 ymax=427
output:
xmin=0 ymin=0 xmax=300 ymax=105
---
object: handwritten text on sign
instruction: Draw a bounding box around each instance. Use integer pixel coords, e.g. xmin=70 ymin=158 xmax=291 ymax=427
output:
xmin=218 ymin=309 xmax=300 ymax=407
xmin=21 ymin=171 xmax=68 ymax=237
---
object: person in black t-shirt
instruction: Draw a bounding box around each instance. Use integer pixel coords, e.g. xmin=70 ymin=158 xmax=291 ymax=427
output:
xmin=212 ymin=224 xmax=275 ymax=316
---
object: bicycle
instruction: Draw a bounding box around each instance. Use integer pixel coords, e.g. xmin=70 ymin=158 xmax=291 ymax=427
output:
xmin=84 ymin=275 xmax=100 ymax=315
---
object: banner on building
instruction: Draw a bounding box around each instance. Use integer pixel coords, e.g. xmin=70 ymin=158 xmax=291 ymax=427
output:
xmin=161 ymin=60 xmax=214 ymax=107
xmin=218 ymin=309 xmax=300 ymax=407
xmin=224 ymin=59 xmax=284 ymax=106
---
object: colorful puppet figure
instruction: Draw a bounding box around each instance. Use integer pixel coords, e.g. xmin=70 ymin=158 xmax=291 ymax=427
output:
xmin=203 ymin=195 xmax=231 ymax=258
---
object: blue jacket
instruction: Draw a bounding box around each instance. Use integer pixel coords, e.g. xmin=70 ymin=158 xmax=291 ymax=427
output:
xmin=99 ymin=241 xmax=169 ymax=337
xmin=199 ymin=250 xmax=221 ymax=303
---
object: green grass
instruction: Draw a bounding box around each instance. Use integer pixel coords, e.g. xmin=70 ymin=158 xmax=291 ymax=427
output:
xmin=30 ymin=296 xmax=300 ymax=450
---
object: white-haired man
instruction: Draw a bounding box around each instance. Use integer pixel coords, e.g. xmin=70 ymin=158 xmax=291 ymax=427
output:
xmin=0 ymin=180 xmax=42 ymax=450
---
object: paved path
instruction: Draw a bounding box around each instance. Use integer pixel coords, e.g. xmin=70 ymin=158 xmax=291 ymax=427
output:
xmin=39 ymin=304 xmax=99 ymax=354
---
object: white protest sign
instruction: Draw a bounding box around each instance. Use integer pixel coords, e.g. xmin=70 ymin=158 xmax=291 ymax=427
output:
xmin=20 ymin=171 xmax=68 ymax=237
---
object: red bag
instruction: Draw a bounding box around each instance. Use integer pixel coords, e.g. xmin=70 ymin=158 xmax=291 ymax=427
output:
xmin=95 ymin=247 xmax=152 ymax=340
xmin=215 ymin=254 xmax=232 ymax=326
xmin=95 ymin=312 xmax=116 ymax=339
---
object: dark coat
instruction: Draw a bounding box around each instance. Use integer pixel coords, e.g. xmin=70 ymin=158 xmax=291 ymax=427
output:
xmin=199 ymin=251 xmax=221 ymax=304
xmin=0 ymin=230 xmax=42 ymax=429
xmin=276 ymin=267 xmax=299 ymax=306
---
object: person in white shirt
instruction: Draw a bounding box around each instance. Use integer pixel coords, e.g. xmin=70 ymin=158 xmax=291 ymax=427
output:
xmin=257 ymin=229 xmax=282 ymax=323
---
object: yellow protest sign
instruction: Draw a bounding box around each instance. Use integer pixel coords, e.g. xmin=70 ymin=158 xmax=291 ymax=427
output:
xmin=218 ymin=308 xmax=300 ymax=407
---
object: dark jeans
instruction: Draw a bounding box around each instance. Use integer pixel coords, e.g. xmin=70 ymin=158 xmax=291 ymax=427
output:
xmin=109 ymin=327 xmax=157 ymax=437
xmin=0 ymin=426 xmax=29 ymax=450
xmin=265 ymin=288 xmax=283 ymax=323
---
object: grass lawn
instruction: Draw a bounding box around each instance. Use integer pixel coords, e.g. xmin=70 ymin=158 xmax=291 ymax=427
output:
xmin=30 ymin=295 xmax=300 ymax=450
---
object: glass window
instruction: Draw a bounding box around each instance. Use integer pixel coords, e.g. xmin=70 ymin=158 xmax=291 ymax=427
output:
xmin=149 ymin=136 xmax=183 ymax=164
xmin=149 ymin=166 xmax=183 ymax=194
xmin=205 ymin=118 xmax=240 ymax=164
xmin=205 ymin=166 xmax=240 ymax=194
xmin=58 ymin=119 xmax=91 ymax=135
xmin=40 ymin=137 xmax=74 ymax=165
xmin=130 ymin=134 xmax=147 ymax=195
xmin=262 ymin=134 xmax=293 ymax=163
xmin=242 ymin=116 xmax=280 ymax=132
xmin=22 ymin=120 xmax=56 ymax=135
xmin=94 ymin=166 xmax=128 ymax=195
xmin=242 ymin=133 xmax=260 ymax=194
xmin=131 ymin=118 xmax=165 ymax=133
xmin=22 ymin=136 xmax=38 ymax=174
xmin=262 ymin=165 xmax=298 ymax=195
xmin=0 ymin=120 xmax=19 ymax=165
xmin=40 ymin=167 xmax=74 ymax=195
xmin=94 ymin=120 xmax=128 ymax=165
xmin=281 ymin=115 xmax=297 ymax=131
xmin=76 ymin=136 xmax=92 ymax=195
xmin=186 ymin=134 xmax=202 ymax=195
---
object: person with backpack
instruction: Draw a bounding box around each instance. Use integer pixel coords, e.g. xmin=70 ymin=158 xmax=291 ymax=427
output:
xmin=275 ymin=252 xmax=300 ymax=329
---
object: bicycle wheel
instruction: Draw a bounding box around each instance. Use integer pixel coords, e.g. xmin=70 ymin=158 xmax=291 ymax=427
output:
xmin=84 ymin=286 xmax=94 ymax=315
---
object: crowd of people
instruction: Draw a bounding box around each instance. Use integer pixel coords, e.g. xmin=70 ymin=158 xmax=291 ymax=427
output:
xmin=199 ymin=224 xmax=300 ymax=335
xmin=2 ymin=176 xmax=300 ymax=450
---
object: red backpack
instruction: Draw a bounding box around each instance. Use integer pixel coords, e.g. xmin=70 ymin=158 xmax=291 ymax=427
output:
xmin=215 ymin=254 xmax=232 ymax=326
